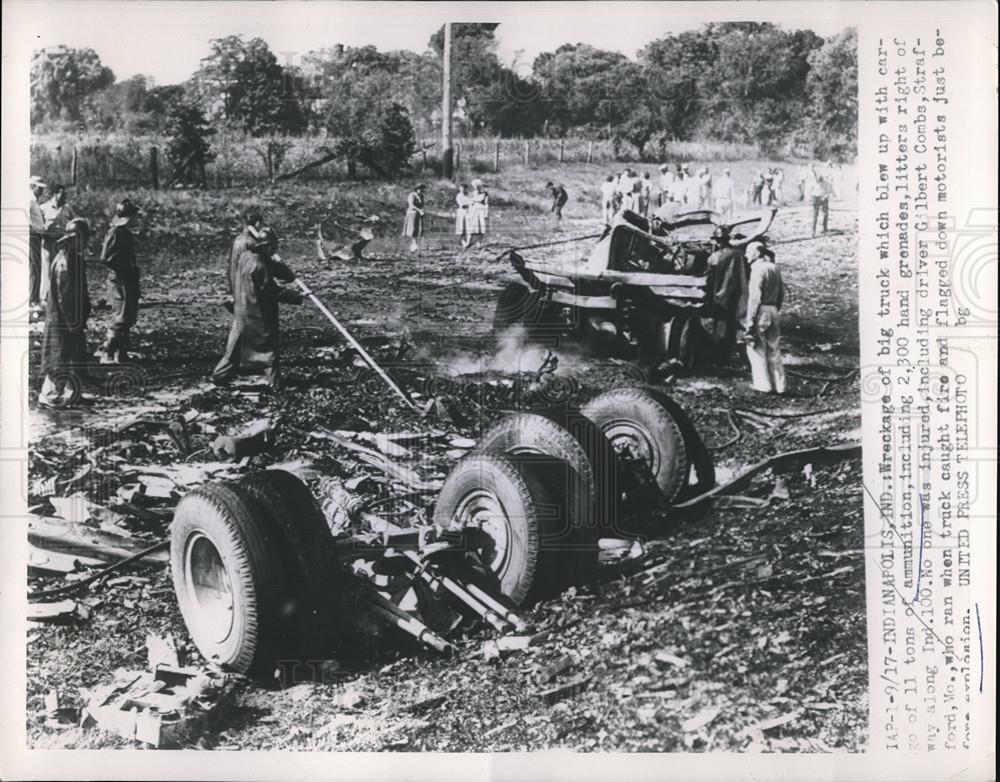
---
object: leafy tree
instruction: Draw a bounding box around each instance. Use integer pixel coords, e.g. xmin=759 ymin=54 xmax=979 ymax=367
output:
xmin=806 ymin=28 xmax=858 ymax=160
xmin=85 ymin=74 xmax=150 ymax=131
xmin=333 ymin=101 xmax=416 ymax=178
xmin=192 ymin=35 xmax=306 ymax=135
xmin=533 ymin=44 xmax=633 ymax=133
xmin=694 ymin=23 xmax=823 ymax=151
xmin=639 ymin=30 xmax=715 ymax=140
xmin=164 ymin=99 xmax=216 ymax=186
xmin=31 ymin=46 xmax=114 ymax=125
xmin=428 ymin=24 xmax=544 ymax=137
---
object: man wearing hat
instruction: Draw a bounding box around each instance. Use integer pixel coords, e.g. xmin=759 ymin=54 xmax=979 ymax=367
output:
xmin=40 ymin=184 xmax=76 ymax=303
xmin=740 ymin=241 xmax=786 ymax=394
xmin=99 ymin=198 xmax=142 ymax=364
xmin=211 ymin=227 xmax=304 ymax=389
xmin=29 ymin=176 xmax=48 ymax=310
xmin=39 ymin=218 xmax=92 ymax=408
xmin=229 ymin=211 xmax=264 ymax=292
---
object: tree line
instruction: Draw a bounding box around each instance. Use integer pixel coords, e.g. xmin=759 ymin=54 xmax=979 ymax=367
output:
xmin=31 ymin=22 xmax=857 ymax=181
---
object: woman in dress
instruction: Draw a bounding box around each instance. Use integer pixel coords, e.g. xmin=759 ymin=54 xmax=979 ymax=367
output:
xmin=465 ymin=179 xmax=489 ymax=249
xmin=403 ymin=183 xmax=426 ymax=253
xmin=454 ymin=184 xmax=471 ymax=246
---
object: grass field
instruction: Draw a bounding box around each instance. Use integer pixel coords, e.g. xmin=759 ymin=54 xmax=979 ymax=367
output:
xmin=26 ymin=158 xmax=866 ymax=752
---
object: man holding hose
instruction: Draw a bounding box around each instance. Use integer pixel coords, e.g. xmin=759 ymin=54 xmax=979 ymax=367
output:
xmin=212 ymin=227 xmax=303 ymax=390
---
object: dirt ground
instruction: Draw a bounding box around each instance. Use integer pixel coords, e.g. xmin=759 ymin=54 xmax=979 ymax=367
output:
xmin=26 ymin=160 xmax=866 ymax=751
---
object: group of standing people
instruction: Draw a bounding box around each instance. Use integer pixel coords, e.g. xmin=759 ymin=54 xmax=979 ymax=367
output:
xmin=402 ymin=179 xmax=491 ymax=253
xmin=32 ymin=175 xmax=144 ymax=408
xmin=600 ymin=163 xmax=741 ymax=224
xmin=749 ymin=167 xmax=786 ymax=207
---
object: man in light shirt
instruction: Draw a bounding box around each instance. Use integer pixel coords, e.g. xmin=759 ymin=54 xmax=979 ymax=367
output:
xmin=599 ymin=175 xmax=617 ymax=225
xmin=741 ymin=241 xmax=786 ymax=394
xmin=714 ymin=168 xmax=736 ymax=221
xmin=807 ymin=174 xmax=833 ymax=236
xmin=29 ymin=175 xmax=47 ymax=311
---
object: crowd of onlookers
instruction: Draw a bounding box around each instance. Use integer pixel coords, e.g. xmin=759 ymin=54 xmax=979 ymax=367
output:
xmin=594 ymin=161 xmax=838 ymax=233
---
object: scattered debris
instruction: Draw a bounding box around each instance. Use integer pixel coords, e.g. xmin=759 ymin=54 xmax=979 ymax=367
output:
xmin=681 ymin=706 xmax=720 ymax=732
xmin=28 ymin=600 xmax=79 ymax=622
xmin=211 ymin=419 xmax=274 ymax=461
xmin=538 ymin=675 xmax=593 ymax=706
xmin=83 ymin=665 xmax=239 ymax=748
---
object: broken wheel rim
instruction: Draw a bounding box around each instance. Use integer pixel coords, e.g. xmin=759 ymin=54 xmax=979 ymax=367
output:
xmin=184 ymin=532 xmax=235 ymax=645
xmin=602 ymin=418 xmax=659 ymax=481
xmin=453 ymin=488 xmax=512 ymax=575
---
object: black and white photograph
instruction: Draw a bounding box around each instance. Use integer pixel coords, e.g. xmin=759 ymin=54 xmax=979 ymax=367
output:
xmin=14 ymin=0 xmax=987 ymax=769
xmin=12 ymin=1 xmax=869 ymax=756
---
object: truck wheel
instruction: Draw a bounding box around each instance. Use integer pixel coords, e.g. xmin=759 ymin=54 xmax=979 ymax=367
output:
xmin=493 ymin=282 xmax=541 ymax=334
xmin=170 ymin=483 xmax=291 ymax=678
xmin=582 ymin=387 xmax=689 ymax=505
xmin=238 ymin=470 xmax=346 ymax=656
xmin=433 ymin=452 xmax=573 ymax=605
xmin=474 ymin=411 xmax=614 ymax=584
xmin=640 ymin=388 xmax=716 ymax=501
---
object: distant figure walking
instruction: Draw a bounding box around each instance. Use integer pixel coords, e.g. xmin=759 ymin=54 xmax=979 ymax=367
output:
xmin=714 ymin=168 xmax=736 ymax=221
xmin=545 ymin=181 xmax=568 ymax=225
xmin=808 ymin=175 xmax=832 ymax=236
xmin=657 ymin=164 xmax=672 ymax=207
xmin=741 ymin=241 xmax=786 ymax=394
xmin=640 ymin=173 xmax=653 ymax=218
xmin=403 ymin=183 xmax=426 ymax=253
xmin=600 ymin=175 xmax=616 ymax=224
xmin=465 ymin=179 xmax=489 ymax=249
xmin=455 ymin=184 xmax=471 ymax=246
xmin=751 ymin=170 xmax=765 ymax=206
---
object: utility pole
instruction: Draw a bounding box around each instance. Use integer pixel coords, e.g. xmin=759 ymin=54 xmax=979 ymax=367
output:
xmin=441 ymin=22 xmax=454 ymax=179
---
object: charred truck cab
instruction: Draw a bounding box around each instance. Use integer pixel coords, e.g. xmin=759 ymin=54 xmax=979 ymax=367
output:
xmin=495 ymin=208 xmax=778 ymax=367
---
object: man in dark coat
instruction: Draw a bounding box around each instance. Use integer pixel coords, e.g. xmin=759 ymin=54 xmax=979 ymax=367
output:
xmin=100 ymin=198 xmax=141 ymax=364
xmin=211 ymin=227 xmax=303 ymax=389
xmin=229 ymin=211 xmax=264 ymax=294
xmin=703 ymin=225 xmax=749 ymax=361
xmin=39 ymin=218 xmax=92 ymax=408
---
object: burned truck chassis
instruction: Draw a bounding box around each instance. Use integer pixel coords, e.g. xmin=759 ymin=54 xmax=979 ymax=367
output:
xmin=170 ymin=386 xmax=715 ymax=681
xmin=495 ymin=209 xmax=777 ymax=367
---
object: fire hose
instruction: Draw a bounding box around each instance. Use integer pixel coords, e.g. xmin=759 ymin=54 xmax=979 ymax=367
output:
xmin=294 ymin=278 xmax=419 ymax=411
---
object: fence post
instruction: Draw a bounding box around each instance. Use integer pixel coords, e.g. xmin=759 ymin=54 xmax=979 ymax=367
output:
xmin=150 ymin=147 xmax=159 ymax=189
xmin=71 ymin=146 xmax=78 ymax=187
xmin=587 ymin=140 xmax=594 ymax=165
xmin=523 ymin=139 xmax=529 ymax=167
xmin=494 ymin=138 xmax=500 ymax=173
xmin=558 ymin=138 xmax=565 ymax=163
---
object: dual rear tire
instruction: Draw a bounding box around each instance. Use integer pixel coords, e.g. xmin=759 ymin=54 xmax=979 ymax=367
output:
xmin=434 ymin=388 xmax=714 ymax=606
xmin=170 ymin=470 xmax=340 ymax=679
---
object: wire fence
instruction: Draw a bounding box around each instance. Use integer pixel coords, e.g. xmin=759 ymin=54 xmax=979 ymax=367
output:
xmin=30 ymin=132 xmax=761 ymax=190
